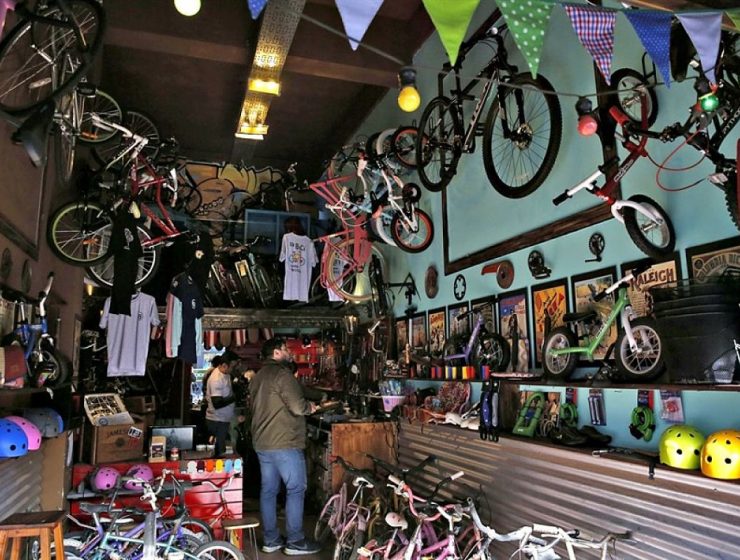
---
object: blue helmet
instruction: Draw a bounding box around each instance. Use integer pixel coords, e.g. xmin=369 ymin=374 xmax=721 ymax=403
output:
xmin=0 ymin=418 xmax=29 ymax=458
xmin=22 ymin=407 xmax=63 ymax=437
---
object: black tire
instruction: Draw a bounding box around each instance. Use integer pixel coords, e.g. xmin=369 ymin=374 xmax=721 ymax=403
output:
xmin=611 ymin=68 xmax=659 ymax=127
xmin=86 ymin=224 xmax=161 ymax=288
xmin=483 ymin=73 xmax=562 ymax=199
xmin=474 ymin=333 xmax=510 ymax=372
xmin=391 ymin=126 xmax=419 ymax=169
xmin=622 ymin=194 xmax=676 ymax=259
xmin=193 ymin=540 xmax=244 ymax=560
xmin=615 ymin=317 xmax=665 ymax=381
xmin=171 ymin=517 xmax=214 ymax=544
xmin=251 ymin=262 xmax=277 ymax=308
xmin=334 ymin=520 xmax=358 ymax=560
xmin=416 ymin=96 xmax=462 ymax=192
xmin=35 ymin=344 xmax=70 ymax=388
xmin=369 ymin=254 xmax=389 ymax=318
xmin=54 ymin=117 xmax=76 ymax=185
xmin=78 ymin=89 xmax=123 ymax=144
xmin=92 ymin=110 xmax=161 ymax=168
xmin=0 ymin=0 xmax=105 ymax=117
xmin=442 ymin=334 xmax=468 ymax=366
xmin=542 ymin=326 xmax=578 ymax=380
xmin=314 ymin=500 xmax=336 ymax=543
xmin=47 ymin=200 xmax=112 ymax=265
xmin=390 ymin=208 xmax=434 ymax=253
xmin=723 ymin=171 xmax=740 ymax=231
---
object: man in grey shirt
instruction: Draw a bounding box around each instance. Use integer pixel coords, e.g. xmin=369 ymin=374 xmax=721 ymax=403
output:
xmin=205 ymin=355 xmax=236 ymax=456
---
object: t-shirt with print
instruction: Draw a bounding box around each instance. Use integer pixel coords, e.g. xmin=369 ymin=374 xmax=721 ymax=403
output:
xmin=205 ymin=369 xmax=235 ymax=423
xmin=100 ymin=292 xmax=159 ymax=376
xmin=169 ymin=273 xmax=204 ymax=364
xmin=279 ymin=233 xmax=317 ymax=302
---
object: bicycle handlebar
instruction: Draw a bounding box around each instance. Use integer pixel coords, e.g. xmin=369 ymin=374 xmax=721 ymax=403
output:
xmin=593 ymin=262 xmax=651 ymax=301
xmin=331 ymin=456 xmax=379 ymax=487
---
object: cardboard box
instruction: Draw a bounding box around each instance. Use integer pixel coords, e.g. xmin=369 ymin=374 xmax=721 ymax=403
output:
xmin=84 ymin=415 xmax=146 ymax=464
xmin=83 ymin=393 xmax=133 ymax=427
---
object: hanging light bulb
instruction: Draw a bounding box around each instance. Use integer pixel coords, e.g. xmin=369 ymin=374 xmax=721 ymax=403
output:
xmin=575 ymin=96 xmax=598 ymax=136
xmin=174 ymin=0 xmax=201 ymax=17
xmin=397 ymin=66 xmax=421 ymax=112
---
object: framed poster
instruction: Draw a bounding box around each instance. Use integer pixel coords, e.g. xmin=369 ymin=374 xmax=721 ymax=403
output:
xmin=620 ymin=253 xmax=681 ymax=317
xmin=427 ymin=307 xmax=447 ymax=357
xmin=686 ymin=236 xmax=740 ymax=281
xmin=530 ymin=279 xmax=569 ymax=366
xmin=571 ymin=267 xmax=617 ymax=362
xmin=394 ymin=317 xmax=409 ymax=358
xmin=498 ymin=289 xmax=530 ymax=372
xmin=410 ymin=313 xmax=428 ymax=351
xmin=471 ymin=296 xmax=496 ymax=334
xmin=447 ymin=302 xmax=471 ymax=337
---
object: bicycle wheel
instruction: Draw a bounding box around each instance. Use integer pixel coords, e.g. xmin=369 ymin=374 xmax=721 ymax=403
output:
xmin=54 ymin=104 xmax=76 ymax=185
xmin=542 ymin=326 xmax=578 ymax=380
xmin=391 ymin=126 xmax=419 ymax=169
xmin=442 ymin=334 xmax=467 ymax=367
xmin=176 ymin=518 xmax=214 ymax=543
xmin=92 ymin=110 xmax=161 ymax=168
xmin=86 ymin=224 xmax=161 ymax=288
xmin=174 ymin=184 xmax=203 ymax=216
xmin=79 ymin=89 xmax=123 ymax=143
xmin=314 ymin=497 xmax=338 ymax=543
xmin=369 ymin=205 xmax=397 ymax=247
xmin=333 ymin=520 xmax=359 ymax=560
xmin=473 ymin=332 xmax=510 ymax=372
xmin=47 ymin=200 xmax=112 ymax=265
xmin=622 ymin=194 xmax=676 ymax=259
xmin=323 ymin=240 xmax=383 ymax=303
xmin=611 ymin=68 xmax=658 ymax=127
xmin=615 ymin=317 xmax=665 ymax=381
xmin=193 ymin=540 xmax=244 ymax=560
xmin=416 ymin=96 xmax=462 ymax=192
xmin=483 ymin=73 xmax=562 ymax=199
xmin=251 ymin=262 xmax=278 ymax=308
xmin=0 ymin=0 xmax=105 ymax=117
xmin=369 ymin=254 xmax=389 ymax=318
xmin=327 ymin=145 xmax=362 ymax=196
xmin=390 ymin=208 xmax=434 ymax=253
xmin=33 ymin=342 xmax=70 ymax=388
xmin=723 ymin=172 xmax=740 ymax=231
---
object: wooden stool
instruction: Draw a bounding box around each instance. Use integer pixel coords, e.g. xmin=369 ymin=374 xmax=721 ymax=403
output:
xmin=223 ymin=517 xmax=260 ymax=560
xmin=0 ymin=511 xmax=66 ymax=560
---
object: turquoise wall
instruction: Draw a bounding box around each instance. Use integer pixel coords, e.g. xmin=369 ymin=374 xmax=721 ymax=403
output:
xmin=349 ymin=0 xmax=740 ymax=448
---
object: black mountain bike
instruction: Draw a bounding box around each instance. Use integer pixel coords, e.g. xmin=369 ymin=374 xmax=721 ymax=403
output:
xmin=415 ymin=8 xmax=562 ymax=198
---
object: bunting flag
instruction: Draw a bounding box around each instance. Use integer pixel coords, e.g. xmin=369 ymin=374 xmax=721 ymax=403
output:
xmin=564 ymin=4 xmax=617 ymax=84
xmin=0 ymin=0 xmax=17 ymax=36
xmin=335 ymin=0 xmax=384 ymax=51
xmin=677 ymin=12 xmax=723 ymax=83
xmin=496 ymin=0 xmax=554 ymax=77
xmin=729 ymin=10 xmax=740 ymax=31
xmin=624 ymin=10 xmax=672 ymax=88
xmin=248 ymin=0 xmax=268 ymax=20
xmin=421 ymin=0 xmax=481 ymax=65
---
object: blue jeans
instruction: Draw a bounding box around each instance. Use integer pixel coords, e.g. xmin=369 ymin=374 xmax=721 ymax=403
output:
xmin=256 ymin=449 xmax=307 ymax=545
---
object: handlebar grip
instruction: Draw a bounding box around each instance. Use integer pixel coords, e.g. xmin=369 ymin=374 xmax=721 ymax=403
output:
xmin=632 ymin=262 xmax=652 ymax=276
xmin=450 ymin=471 xmax=464 ymax=481
xmin=553 ymin=191 xmax=570 ymax=206
xmin=388 ymin=474 xmax=402 ymax=486
xmin=532 ymin=524 xmax=560 ymax=535
xmin=608 ymin=105 xmax=630 ymax=126
xmin=593 ymin=291 xmax=607 ymax=302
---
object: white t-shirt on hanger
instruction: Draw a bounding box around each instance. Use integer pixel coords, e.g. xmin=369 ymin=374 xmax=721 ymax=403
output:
xmin=279 ymin=232 xmax=318 ymax=302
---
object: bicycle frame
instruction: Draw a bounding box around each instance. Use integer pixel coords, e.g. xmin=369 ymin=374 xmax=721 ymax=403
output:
xmin=444 ymin=313 xmax=484 ymax=364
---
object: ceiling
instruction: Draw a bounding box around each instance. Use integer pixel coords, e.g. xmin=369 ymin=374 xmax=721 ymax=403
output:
xmin=98 ymin=0 xmax=433 ymax=181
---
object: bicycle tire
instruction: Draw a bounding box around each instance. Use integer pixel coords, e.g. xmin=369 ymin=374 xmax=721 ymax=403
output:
xmin=333 ymin=519 xmax=358 ymax=560
xmin=54 ymin=111 xmax=76 ymax=185
xmin=391 ymin=125 xmax=419 ymax=169
xmin=723 ymin=173 xmax=740 ymax=231
xmin=251 ymin=262 xmax=277 ymax=308
xmin=369 ymin=206 xmax=397 ymax=247
xmin=175 ymin=184 xmax=203 ymax=216
xmin=314 ymin=497 xmax=337 ymax=543
xmin=78 ymin=89 xmax=123 ymax=144
xmin=610 ymin=68 xmax=659 ymax=128
xmin=47 ymin=200 xmax=113 ymax=265
xmin=36 ymin=343 xmax=70 ymax=388
xmin=622 ymin=194 xmax=676 ymax=259
xmin=615 ymin=317 xmax=665 ymax=381
xmin=193 ymin=540 xmax=244 ymax=560
xmin=390 ymin=208 xmax=434 ymax=253
xmin=542 ymin=326 xmax=578 ymax=380
xmin=369 ymin=254 xmax=389 ymax=318
xmin=175 ymin=518 xmax=214 ymax=543
xmin=92 ymin=110 xmax=161 ymax=168
xmin=86 ymin=224 xmax=161 ymax=287
xmin=473 ymin=332 xmax=510 ymax=372
xmin=483 ymin=73 xmax=562 ymax=199
xmin=327 ymin=145 xmax=363 ymax=196
xmin=442 ymin=334 xmax=467 ymax=367
xmin=416 ymin=96 xmax=462 ymax=192
xmin=323 ymin=240 xmax=384 ymax=303
xmin=0 ymin=0 xmax=105 ymax=117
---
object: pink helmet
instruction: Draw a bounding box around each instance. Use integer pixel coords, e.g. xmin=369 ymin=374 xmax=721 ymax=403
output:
xmin=91 ymin=466 xmax=120 ymax=492
xmin=124 ymin=464 xmax=154 ymax=492
xmin=4 ymin=416 xmax=42 ymax=450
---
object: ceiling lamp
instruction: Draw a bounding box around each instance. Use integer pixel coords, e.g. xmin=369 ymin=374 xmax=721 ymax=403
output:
xmin=174 ymin=0 xmax=201 ymax=17
xmin=397 ymin=66 xmax=421 ymax=112
xmin=248 ymin=78 xmax=281 ymax=96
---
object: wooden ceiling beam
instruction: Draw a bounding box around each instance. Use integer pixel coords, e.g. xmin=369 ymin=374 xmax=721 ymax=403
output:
xmin=283 ymin=56 xmax=396 ymax=87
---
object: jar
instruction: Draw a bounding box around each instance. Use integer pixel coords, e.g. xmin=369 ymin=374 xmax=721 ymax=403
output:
xmin=170 ymin=447 xmax=180 ymax=461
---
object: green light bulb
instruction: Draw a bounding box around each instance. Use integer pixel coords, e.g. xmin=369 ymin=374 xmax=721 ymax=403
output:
xmin=700 ymin=92 xmax=720 ymax=112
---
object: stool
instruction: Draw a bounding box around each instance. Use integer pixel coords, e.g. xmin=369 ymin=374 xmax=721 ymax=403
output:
xmin=0 ymin=510 xmax=66 ymax=560
xmin=223 ymin=517 xmax=260 ymax=560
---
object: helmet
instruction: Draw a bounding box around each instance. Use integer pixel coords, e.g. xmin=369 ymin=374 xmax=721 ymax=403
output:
xmin=22 ymin=407 xmax=63 ymax=437
xmin=90 ymin=466 xmax=120 ymax=492
xmin=0 ymin=418 xmax=29 ymax=458
xmin=658 ymin=424 xmax=705 ymax=470
xmin=124 ymin=464 xmax=154 ymax=492
xmin=4 ymin=416 xmax=42 ymax=451
xmin=701 ymin=430 xmax=740 ymax=480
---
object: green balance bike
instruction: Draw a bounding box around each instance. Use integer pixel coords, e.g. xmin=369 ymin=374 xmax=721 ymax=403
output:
xmin=542 ymin=264 xmax=665 ymax=382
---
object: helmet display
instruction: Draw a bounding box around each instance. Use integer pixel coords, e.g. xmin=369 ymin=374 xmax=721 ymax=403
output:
xmin=4 ymin=416 xmax=42 ymax=451
xmin=658 ymin=424 xmax=705 ymax=470
xmin=701 ymin=430 xmax=740 ymax=480
xmin=90 ymin=466 xmax=120 ymax=492
xmin=22 ymin=407 xmax=63 ymax=437
xmin=124 ymin=464 xmax=154 ymax=492
xmin=0 ymin=418 xmax=29 ymax=458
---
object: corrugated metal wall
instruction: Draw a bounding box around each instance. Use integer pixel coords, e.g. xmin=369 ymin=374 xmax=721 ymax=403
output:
xmin=0 ymin=451 xmax=44 ymax=521
xmin=399 ymin=422 xmax=740 ymax=560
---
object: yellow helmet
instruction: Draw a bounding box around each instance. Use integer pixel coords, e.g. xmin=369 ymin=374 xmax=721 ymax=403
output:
xmin=701 ymin=430 xmax=740 ymax=480
xmin=658 ymin=425 xmax=705 ymax=470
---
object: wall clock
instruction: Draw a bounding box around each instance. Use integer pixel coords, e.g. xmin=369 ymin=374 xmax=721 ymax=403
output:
xmin=424 ymin=265 xmax=439 ymax=299
xmin=21 ymin=259 xmax=32 ymax=294
xmin=0 ymin=249 xmax=11 ymax=282
xmin=453 ymin=274 xmax=466 ymax=301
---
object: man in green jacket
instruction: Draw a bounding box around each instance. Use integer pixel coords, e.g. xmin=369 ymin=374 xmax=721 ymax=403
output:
xmin=250 ymin=338 xmax=320 ymax=556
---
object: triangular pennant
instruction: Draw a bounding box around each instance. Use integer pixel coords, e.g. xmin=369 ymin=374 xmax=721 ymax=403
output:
xmin=248 ymin=0 xmax=268 ymax=20
xmin=677 ymin=12 xmax=722 ymax=83
xmin=496 ymin=0 xmax=554 ymax=77
xmin=421 ymin=0 xmax=481 ymax=65
xmin=624 ymin=10 xmax=672 ymax=88
xmin=335 ymin=0 xmax=384 ymax=51
xmin=564 ymin=4 xmax=616 ymax=84
xmin=729 ymin=10 xmax=740 ymax=31
xmin=0 ymin=1 xmax=18 ymax=36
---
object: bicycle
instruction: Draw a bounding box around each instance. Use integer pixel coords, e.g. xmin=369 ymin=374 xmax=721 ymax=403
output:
xmin=0 ymin=0 xmax=105 ymax=118
xmin=442 ymin=304 xmax=510 ymax=373
xmin=415 ymin=8 xmax=562 ymax=197
xmin=541 ymin=264 xmax=665 ymax=382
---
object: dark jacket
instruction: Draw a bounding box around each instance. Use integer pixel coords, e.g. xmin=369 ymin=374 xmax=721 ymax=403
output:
xmin=250 ymin=358 xmax=311 ymax=451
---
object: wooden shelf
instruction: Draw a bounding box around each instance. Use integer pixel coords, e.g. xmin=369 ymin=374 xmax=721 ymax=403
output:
xmin=158 ymin=306 xmax=357 ymax=329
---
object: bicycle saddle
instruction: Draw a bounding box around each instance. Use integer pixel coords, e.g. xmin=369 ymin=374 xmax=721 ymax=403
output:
xmin=385 ymin=512 xmax=408 ymax=530
xmin=80 ymin=503 xmax=111 ymax=514
xmin=562 ymin=310 xmax=597 ymax=323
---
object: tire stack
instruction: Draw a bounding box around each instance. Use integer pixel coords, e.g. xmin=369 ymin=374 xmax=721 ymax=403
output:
xmin=650 ymin=277 xmax=740 ymax=383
